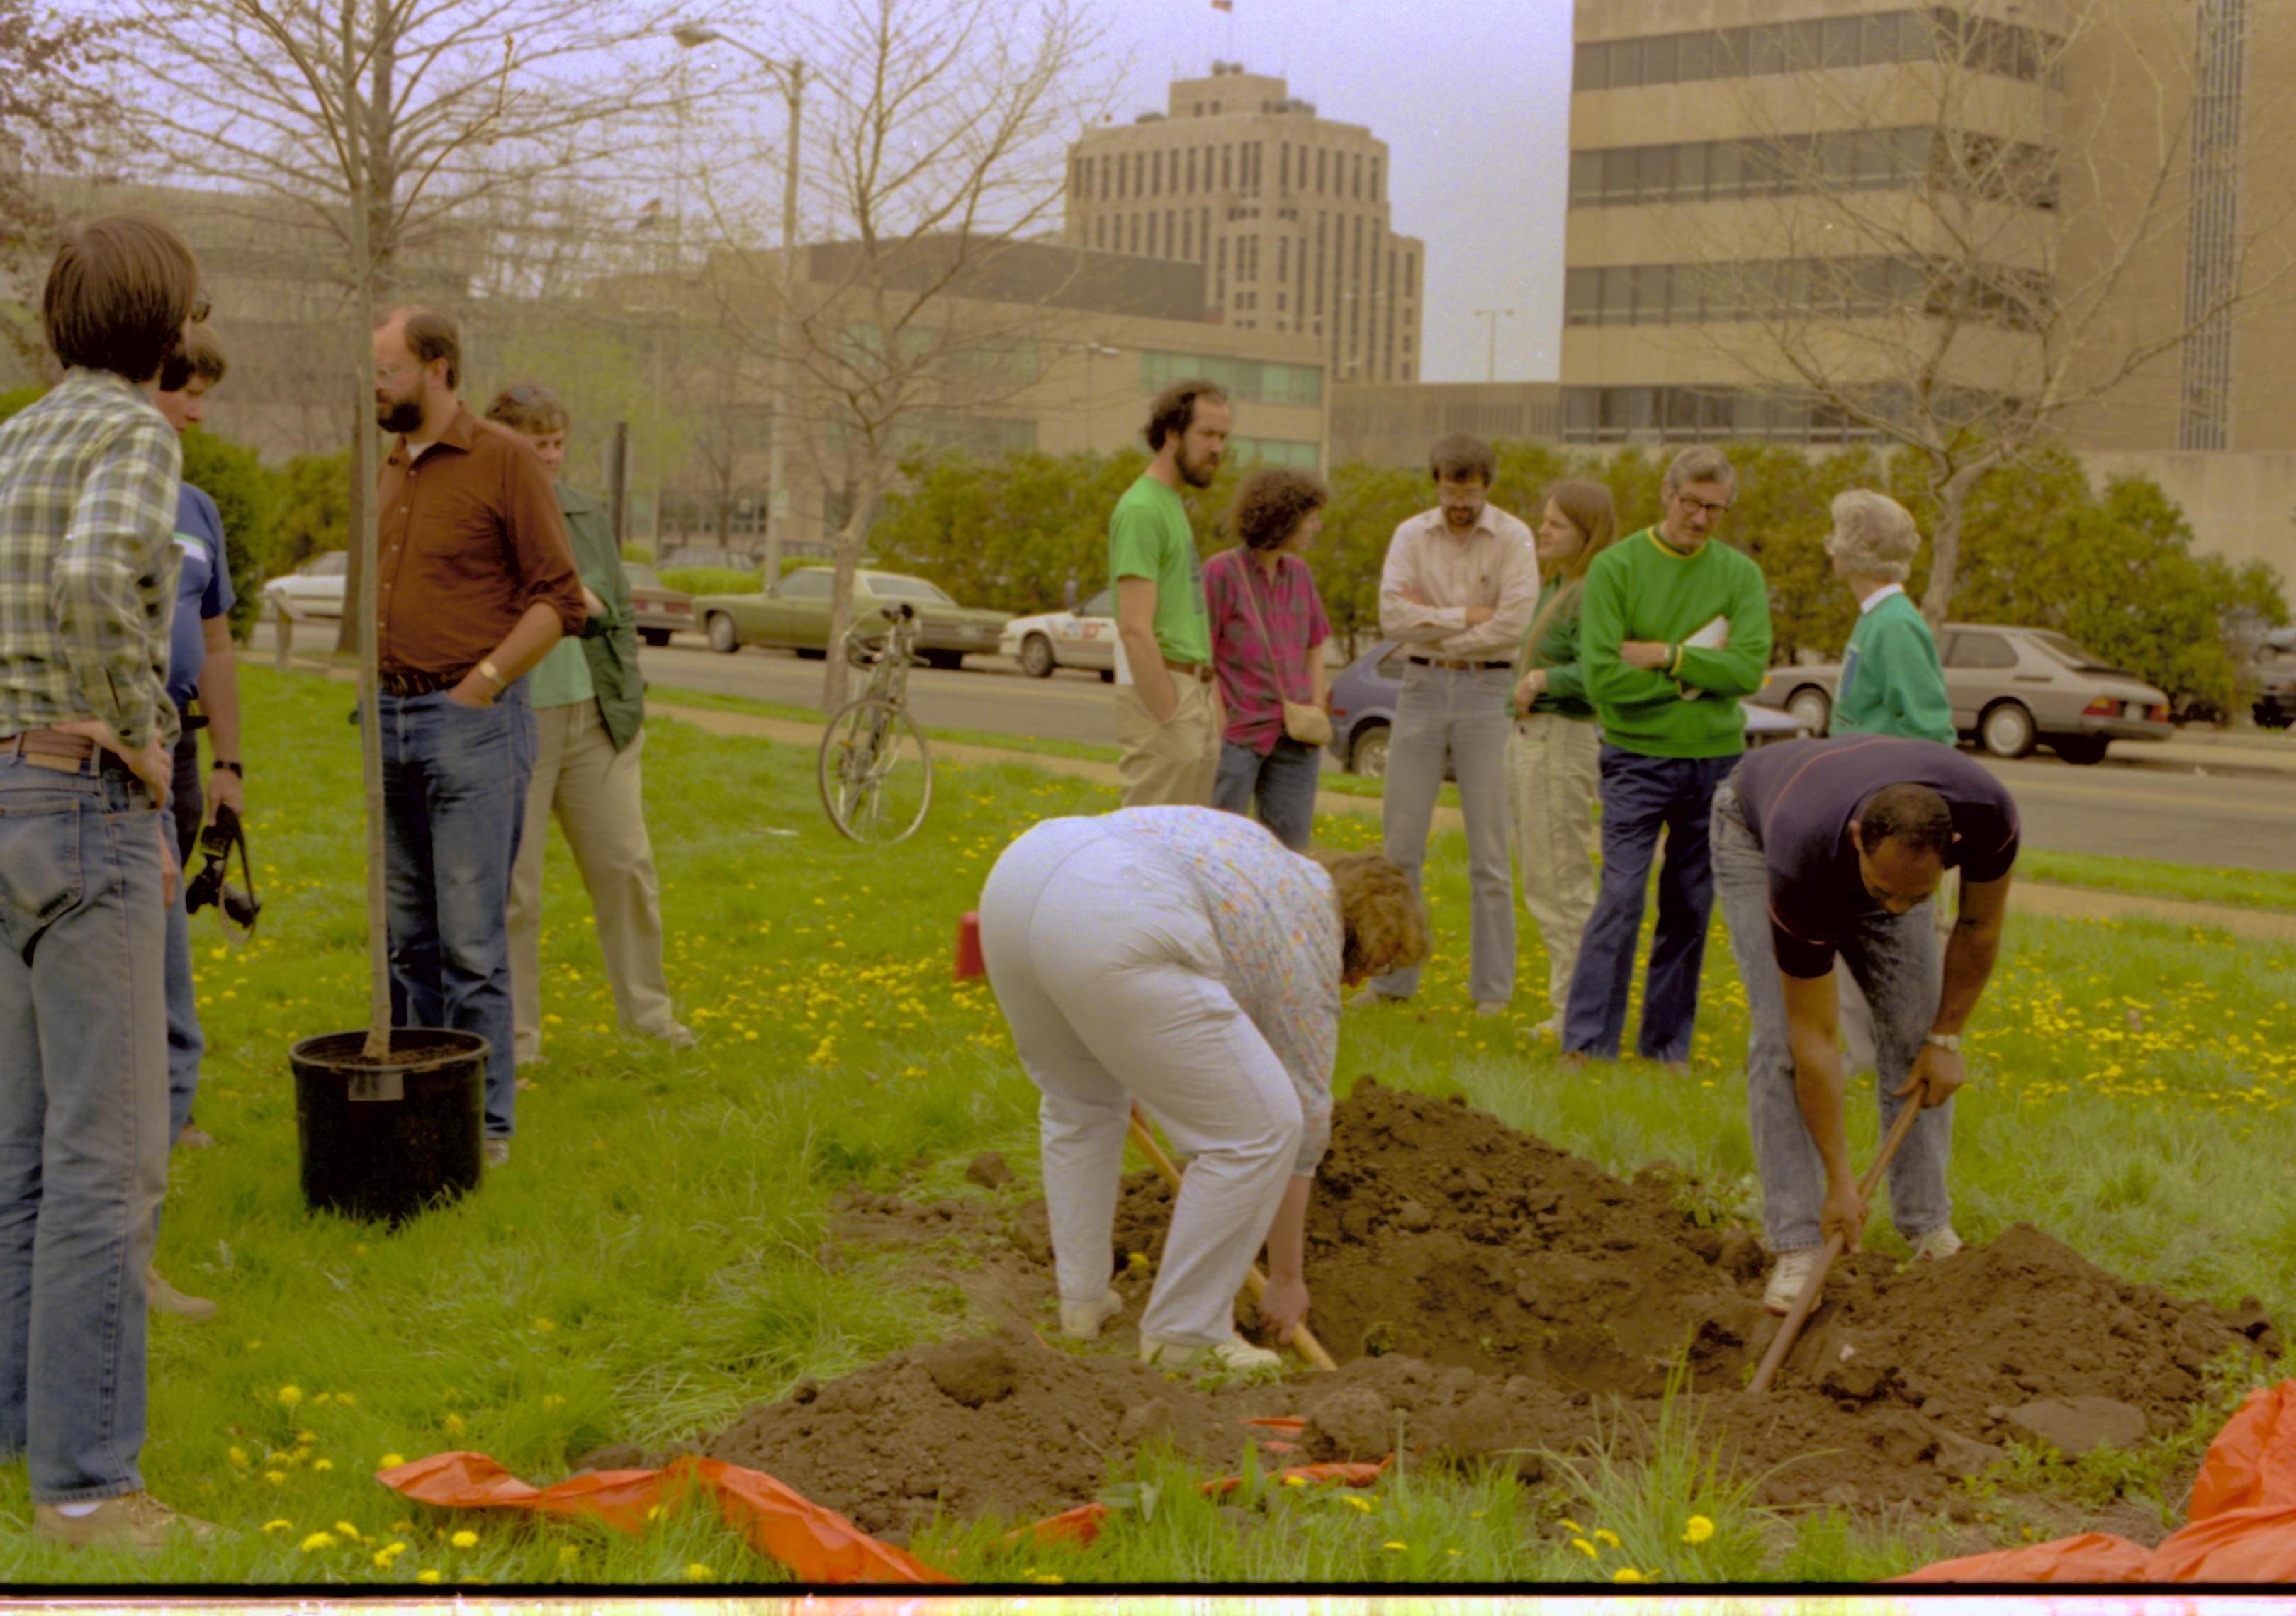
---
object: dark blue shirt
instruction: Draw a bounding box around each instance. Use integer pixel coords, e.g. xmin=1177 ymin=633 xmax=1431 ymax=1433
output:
xmin=1732 ymin=736 xmax=2020 ymax=977
xmin=166 ymin=482 xmax=232 ymax=709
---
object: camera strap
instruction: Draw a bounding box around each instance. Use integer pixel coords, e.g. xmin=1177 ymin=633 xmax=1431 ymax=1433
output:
xmin=192 ymin=803 xmax=262 ymax=943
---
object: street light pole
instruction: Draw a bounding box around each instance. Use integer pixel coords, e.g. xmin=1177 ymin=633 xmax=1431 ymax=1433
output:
xmin=1473 ymin=307 xmax=1516 ymax=383
xmin=673 ymin=25 xmax=803 ymax=583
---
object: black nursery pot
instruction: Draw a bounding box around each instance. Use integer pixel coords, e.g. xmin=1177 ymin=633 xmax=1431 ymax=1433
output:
xmin=290 ymin=1028 xmax=487 ymax=1223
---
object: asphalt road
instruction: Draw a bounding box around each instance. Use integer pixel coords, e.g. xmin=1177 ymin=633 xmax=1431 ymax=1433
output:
xmin=634 ymin=637 xmax=2296 ymax=874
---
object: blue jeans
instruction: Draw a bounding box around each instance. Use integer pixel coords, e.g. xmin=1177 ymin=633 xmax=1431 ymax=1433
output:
xmin=1561 ymin=745 xmax=1738 ymax=1062
xmin=1211 ymin=736 xmax=1321 ymax=851
xmin=1373 ymin=663 xmax=1516 ymax=1004
xmin=1711 ymin=780 xmax=1952 ymax=1251
xmin=163 ymin=730 xmax=203 ymax=1150
xmin=0 ymin=748 xmax=170 ymax=1501
xmin=380 ymin=684 xmax=535 ymax=1138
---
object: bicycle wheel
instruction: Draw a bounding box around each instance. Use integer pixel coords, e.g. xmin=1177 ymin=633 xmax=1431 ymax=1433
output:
xmin=817 ymin=697 xmax=933 ymax=843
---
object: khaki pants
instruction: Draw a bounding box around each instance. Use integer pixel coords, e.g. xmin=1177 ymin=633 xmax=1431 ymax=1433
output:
xmin=507 ymin=700 xmax=681 ymax=1062
xmin=1114 ymin=678 xmax=1222 ymax=808
xmin=1506 ymin=714 xmax=1600 ymax=1012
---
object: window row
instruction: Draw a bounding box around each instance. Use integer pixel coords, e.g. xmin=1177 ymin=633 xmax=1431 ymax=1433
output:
xmin=1563 ymin=256 xmax=2047 ymax=330
xmin=1572 ymin=7 xmax=2060 ymax=94
xmin=1139 ymin=348 xmax=1324 ymax=408
xmin=1568 ymin=126 xmax=2055 ymax=210
xmin=1559 ymin=383 xmax=2002 ymax=444
xmin=1071 ymin=142 xmax=1380 ymax=205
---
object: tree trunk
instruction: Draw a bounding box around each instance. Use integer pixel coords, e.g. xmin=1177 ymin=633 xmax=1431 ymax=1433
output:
xmin=818 ymin=481 xmax=887 ymax=714
xmin=1918 ymin=461 xmax=1991 ymax=629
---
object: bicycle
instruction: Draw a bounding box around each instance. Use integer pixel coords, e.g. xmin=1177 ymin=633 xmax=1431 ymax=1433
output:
xmin=817 ymin=601 xmax=934 ymax=843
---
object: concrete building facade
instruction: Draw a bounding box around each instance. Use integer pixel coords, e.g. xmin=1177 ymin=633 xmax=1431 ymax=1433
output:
xmin=1064 ymin=62 xmax=1426 ymax=386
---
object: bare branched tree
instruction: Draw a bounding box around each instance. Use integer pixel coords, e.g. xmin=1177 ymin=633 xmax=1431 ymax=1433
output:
xmin=0 ymin=1 xmax=116 ymax=364
xmin=1667 ymin=2 xmax=2296 ymax=622
xmin=695 ymin=0 xmax=1113 ymax=712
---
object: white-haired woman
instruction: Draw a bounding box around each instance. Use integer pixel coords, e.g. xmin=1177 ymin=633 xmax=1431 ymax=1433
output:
xmin=1825 ymin=489 xmax=1952 ymax=745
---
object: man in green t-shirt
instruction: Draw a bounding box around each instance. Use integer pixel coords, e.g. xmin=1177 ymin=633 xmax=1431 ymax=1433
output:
xmin=1561 ymin=445 xmax=1772 ymax=1072
xmin=1110 ymin=378 xmax=1230 ymax=806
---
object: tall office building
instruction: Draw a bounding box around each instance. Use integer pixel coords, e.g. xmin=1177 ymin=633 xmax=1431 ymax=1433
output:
xmin=1064 ymin=62 xmax=1426 ymax=384
xmin=1560 ymin=1 xmax=2296 ymax=454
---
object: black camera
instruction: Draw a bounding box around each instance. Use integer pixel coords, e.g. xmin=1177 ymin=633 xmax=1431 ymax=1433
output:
xmin=186 ymin=803 xmax=261 ymax=935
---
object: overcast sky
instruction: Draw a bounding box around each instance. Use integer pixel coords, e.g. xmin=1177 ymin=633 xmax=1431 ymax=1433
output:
xmin=1091 ymin=0 xmax=1576 ymax=383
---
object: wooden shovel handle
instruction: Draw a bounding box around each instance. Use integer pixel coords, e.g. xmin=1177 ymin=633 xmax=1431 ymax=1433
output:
xmin=1127 ymin=1109 xmax=1339 ymax=1373
xmin=1748 ymin=1096 xmax=1926 ymax=1395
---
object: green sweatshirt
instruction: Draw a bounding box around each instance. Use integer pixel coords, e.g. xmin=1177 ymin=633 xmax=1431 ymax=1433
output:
xmin=1507 ymin=575 xmax=1596 ymax=722
xmin=1580 ymin=529 xmax=1773 ymax=758
xmin=1830 ymin=588 xmax=1954 ymax=744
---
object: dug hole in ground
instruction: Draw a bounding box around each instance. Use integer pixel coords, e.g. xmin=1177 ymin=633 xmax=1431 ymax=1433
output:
xmin=617 ymin=1080 xmax=2282 ymax=1554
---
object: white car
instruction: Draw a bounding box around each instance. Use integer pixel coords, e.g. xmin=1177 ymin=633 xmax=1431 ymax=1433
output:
xmin=1001 ymin=587 xmax=1118 ymax=680
xmin=262 ymin=550 xmax=349 ymax=619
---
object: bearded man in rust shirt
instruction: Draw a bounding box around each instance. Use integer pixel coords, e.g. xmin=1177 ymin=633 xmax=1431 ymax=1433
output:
xmin=358 ymin=305 xmax=590 ymax=1165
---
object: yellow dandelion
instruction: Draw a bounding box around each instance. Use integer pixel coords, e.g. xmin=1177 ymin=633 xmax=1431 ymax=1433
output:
xmin=1032 ymin=1573 xmax=1065 ymax=1585
xmin=313 ymin=1459 xmax=334 ymax=1472
xmin=299 ymin=1531 xmax=337 ymax=1552
xmin=264 ymin=1470 xmax=287 ymax=1486
xmin=1339 ymin=1495 xmax=1373 ymax=1513
xmin=541 ymin=1395 xmax=565 ymax=1410
xmin=443 ymin=1413 xmax=466 ymax=1436
xmin=1382 ymin=1539 xmax=1409 ymax=1552
xmin=1682 ymin=1515 xmax=1716 ymax=1545
xmin=558 ymin=1544 xmax=580 ymax=1566
xmin=685 ymin=1563 xmax=716 ymax=1581
xmin=277 ymin=1385 xmax=304 ymax=1407
xmin=381 ymin=1453 xmax=405 ymax=1469
xmin=1281 ymin=1475 xmax=1308 ymax=1488
xmin=451 ymin=1530 xmax=478 ymax=1548
xmin=296 ymin=1430 xmax=319 ymax=1446
xmin=334 ymin=1520 xmax=363 ymax=1542
xmin=1614 ymin=1568 xmax=1646 ymax=1583
xmin=1558 ymin=1517 xmax=1585 ymax=1534
xmin=261 ymin=1518 xmax=294 ymax=1534
xmin=1571 ymin=1537 xmax=1598 ymax=1559
xmin=415 ymin=1569 xmax=442 ymax=1584
xmin=1594 ymin=1527 xmax=1622 ymax=1549
xmin=227 ymin=1446 xmax=249 ymax=1469
xmin=531 ymin=1318 xmax=556 ymax=1332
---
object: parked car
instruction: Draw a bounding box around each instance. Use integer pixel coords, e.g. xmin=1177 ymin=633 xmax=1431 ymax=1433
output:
xmin=1748 ymin=622 xmax=2172 ymax=764
xmin=621 ymin=563 xmax=694 ymax=648
xmin=694 ymin=567 xmax=1011 ymax=671
xmin=1326 ymin=639 xmax=1809 ymax=779
xmin=2251 ymin=627 xmax=2296 ymax=729
xmin=261 ymin=549 xmax=349 ymax=619
xmin=1001 ymin=588 xmax=1118 ymax=680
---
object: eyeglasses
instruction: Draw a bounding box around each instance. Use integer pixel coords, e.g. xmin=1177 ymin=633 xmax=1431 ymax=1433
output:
xmin=374 ymin=361 xmax=418 ymax=383
xmin=188 ymin=291 xmax=211 ymax=324
xmin=1673 ymin=493 xmax=1732 ymax=519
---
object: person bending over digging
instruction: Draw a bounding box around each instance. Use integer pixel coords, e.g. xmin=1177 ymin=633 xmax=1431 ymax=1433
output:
xmin=979 ymin=808 xmax=1427 ymax=1369
xmin=1711 ymin=736 xmax=2019 ymax=1313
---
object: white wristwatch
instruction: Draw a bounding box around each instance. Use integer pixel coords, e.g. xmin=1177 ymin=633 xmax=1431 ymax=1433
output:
xmin=1924 ymin=1031 xmax=1961 ymax=1053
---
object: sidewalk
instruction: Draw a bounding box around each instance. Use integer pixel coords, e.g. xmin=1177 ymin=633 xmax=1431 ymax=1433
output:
xmin=650 ymin=701 xmax=2291 ymax=943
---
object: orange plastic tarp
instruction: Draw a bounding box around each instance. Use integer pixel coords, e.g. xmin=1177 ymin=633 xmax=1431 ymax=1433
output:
xmin=1003 ymin=1457 xmax=1392 ymax=1550
xmin=1896 ymin=1380 xmax=2296 ymax=1583
xmin=379 ymin=1451 xmax=952 ymax=1584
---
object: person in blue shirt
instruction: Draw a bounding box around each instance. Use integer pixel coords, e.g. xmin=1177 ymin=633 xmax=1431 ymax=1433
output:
xmin=147 ymin=322 xmax=244 ymax=1323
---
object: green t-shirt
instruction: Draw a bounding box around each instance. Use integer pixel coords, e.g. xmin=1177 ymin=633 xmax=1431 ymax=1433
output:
xmin=1580 ymin=529 xmax=1773 ymax=758
xmin=1831 ymin=589 xmax=1954 ymax=744
xmin=527 ymin=630 xmax=595 ymax=709
xmin=1508 ymin=574 xmax=1597 ymax=722
xmin=1108 ymin=475 xmax=1210 ymax=666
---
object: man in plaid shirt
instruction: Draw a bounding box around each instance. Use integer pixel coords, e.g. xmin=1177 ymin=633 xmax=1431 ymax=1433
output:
xmin=0 ymin=213 xmax=218 ymax=1552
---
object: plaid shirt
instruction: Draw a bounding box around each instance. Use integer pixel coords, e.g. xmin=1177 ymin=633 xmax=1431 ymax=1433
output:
xmin=0 ymin=370 xmax=183 ymax=749
xmin=1205 ymin=548 xmax=1332 ymax=755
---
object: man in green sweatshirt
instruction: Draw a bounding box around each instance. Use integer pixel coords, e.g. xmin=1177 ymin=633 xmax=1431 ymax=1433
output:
xmin=1560 ymin=445 xmax=1772 ymax=1070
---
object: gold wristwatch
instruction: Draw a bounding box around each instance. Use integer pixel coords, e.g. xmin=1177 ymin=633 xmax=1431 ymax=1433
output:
xmin=477 ymin=659 xmax=506 ymax=692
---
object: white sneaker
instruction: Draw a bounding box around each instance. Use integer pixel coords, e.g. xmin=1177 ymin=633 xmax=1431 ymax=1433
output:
xmin=1528 ymin=1016 xmax=1559 ymax=1040
xmin=1348 ymin=986 xmax=1405 ymax=1010
xmin=483 ymin=1138 xmax=510 ymax=1167
xmin=1762 ymin=1248 xmax=1825 ymax=1315
xmin=1911 ymin=1225 xmax=1962 ymax=1261
xmin=1139 ymin=1332 xmax=1282 ymax=1371
xmin=1058 ymin=1289 xmax=1123 ymax=1341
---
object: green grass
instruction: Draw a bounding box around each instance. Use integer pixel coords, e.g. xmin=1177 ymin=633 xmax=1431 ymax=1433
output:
xmin=2019 ymin=850 xmax=2296 ymax=914
xmin=16 ymin=664 xmax=2287 ymax=1586
xmin=658 ymin=566 xmax=765 ymax=596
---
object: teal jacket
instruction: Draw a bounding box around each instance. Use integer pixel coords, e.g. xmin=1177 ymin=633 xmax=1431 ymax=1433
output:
xmin=560 ymin=483 xmax=646 ymax=751
xmin=1830 ymin=588 xmax=1954 ymax=745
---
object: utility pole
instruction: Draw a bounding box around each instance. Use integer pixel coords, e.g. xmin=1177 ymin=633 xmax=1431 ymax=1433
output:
xmin=674 ymin=25 xmax=803 ymax=582
xmin=1473 ymin=308 xmax=1516 ymax=383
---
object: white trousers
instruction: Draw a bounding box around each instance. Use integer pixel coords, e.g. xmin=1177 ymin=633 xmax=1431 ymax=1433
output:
xmin=979 ymin=818 xmax=1302 ymax=1347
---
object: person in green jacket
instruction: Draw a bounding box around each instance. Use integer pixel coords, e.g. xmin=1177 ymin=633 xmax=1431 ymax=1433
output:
xmin=488 ymin=384 xmax=693 ymax=1068
xmin=1505 ymin=478 xmax=1616 ymax=1037
xmin=1823 ymin=488 xmax=1955 ymax=1076
xmin=1561 ymin=445 xmax=1772 ymax=1071
xmin=1825 ymin=489 xmax=1954 ymax=746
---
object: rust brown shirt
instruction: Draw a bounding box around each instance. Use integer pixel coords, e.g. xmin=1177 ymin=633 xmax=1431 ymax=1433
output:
xmin=356 ymin=402 xmax=587 ymax=677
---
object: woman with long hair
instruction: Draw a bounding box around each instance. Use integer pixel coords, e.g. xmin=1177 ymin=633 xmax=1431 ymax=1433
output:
xmin=1506 ymin=479 xmax=1617 ymax=1036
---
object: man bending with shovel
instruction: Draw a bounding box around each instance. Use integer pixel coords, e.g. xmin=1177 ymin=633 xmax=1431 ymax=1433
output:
xmin=1711 ymin=736 xmax=2019 ymax=1313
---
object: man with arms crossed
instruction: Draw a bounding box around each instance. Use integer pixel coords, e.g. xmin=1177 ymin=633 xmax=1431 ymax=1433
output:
xmin=1358 ymin=432 xmax=1537 ymax=1013
xmin=1111 ymin=379 xmax=1229 ymax=807
xmin=1711 ymin=735 xmax=2018 ymax=1313
xmin=0 ymin=213 xmax=216 ymax=1549
xmin=364 ymin=306 xmax=589 ymax=1165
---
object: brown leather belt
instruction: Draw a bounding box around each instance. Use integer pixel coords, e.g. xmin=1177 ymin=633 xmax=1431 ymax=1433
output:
xmin=1409 ymin=656 xmax=1512 ymax=672
xmin=1163 ymin=659 xmax=1216 ymax=685
xmin=376 ymin=668 xmax=461 ymax=697
xmin=2 ymin=726 xmax=101 ymax=773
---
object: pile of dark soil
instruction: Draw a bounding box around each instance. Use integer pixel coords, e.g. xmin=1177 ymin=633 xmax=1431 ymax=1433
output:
xmin=694 ymin=1079 xmax=2279 ymax=1537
